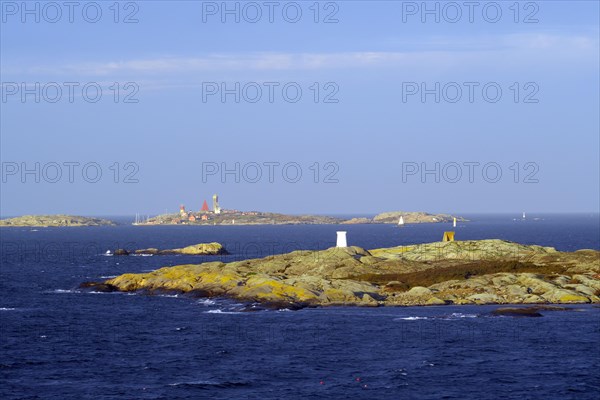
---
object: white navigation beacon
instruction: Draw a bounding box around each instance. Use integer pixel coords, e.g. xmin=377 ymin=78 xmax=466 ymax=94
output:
xmin=336 ymin=231 xmax=347 ymax=248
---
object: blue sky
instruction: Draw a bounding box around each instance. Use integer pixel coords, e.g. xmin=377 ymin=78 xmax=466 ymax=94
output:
xmin=1 ymin=0 xmax=599 ymax=215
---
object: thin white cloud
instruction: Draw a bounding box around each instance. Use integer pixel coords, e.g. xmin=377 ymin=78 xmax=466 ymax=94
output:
xmin=5 ymin=32 xmax=597 ymax=77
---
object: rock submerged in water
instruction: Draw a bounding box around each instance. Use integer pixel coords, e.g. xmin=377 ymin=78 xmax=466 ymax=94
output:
xmin=490 ymin=305 xmax=572 ymax=317
xmin=88 ymin=239 xmax=600 ymax=309
xmin=79 ymin=282 xmax=118 ymax=292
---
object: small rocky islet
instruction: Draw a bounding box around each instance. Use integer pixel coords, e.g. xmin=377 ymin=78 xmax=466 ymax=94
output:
xmin=83 ymin=239 xmax=600 ymax=310
xmin=112 ymin=242 xmax=227 ymax=256
xmin=0 ymin=215 xmax=116 ymax=227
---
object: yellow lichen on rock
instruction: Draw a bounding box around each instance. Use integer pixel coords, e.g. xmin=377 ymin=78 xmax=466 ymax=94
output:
xmin=91 ymin=239 xmax=600 ymax=308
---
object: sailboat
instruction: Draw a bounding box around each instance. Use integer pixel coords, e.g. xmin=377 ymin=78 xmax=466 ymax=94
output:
xmin=453 ymin=217 xmax=457 ymax=228
xmin=398 ymin=216 xmax=405 ymax=226
xmin=522 ymin=212 xmax=526 ymax=219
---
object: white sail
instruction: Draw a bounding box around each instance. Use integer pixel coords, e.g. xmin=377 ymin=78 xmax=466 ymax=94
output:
xmin=398 ymin=216 xmax=404 ymax=225
xmin=453 ymin=217 xmax=457 ymax=228
xmin=523 ymin=212 xmax=526 ymax=219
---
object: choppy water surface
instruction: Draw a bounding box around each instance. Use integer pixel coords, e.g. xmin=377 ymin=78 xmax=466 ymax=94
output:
xmin=1 ymin=214 xmax=599 ymax=399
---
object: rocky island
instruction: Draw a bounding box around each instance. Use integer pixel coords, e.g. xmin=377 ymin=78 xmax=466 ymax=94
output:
xmin=0 ymin=215 xmax=116 ymax=227
xmin=371 ymin=211 xmax=466 ymax=224
xmin=83 ymin=240 xmax=600 ymax=309
xmin=138 ymin=211 xmax=342 ymax=225
xmin=113 ymin=242 xmax=227 ymax=256
xmin=136 ymin=209 xmax=463 ymax=226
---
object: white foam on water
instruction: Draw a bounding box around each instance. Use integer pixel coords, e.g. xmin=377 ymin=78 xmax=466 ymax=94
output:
xmin=99 ymin=275 xmax=117 ymax=279
xmin=0 ymin=307 xmax=16 ymax=311
xmin=394 ymin=316 xmax=429 ymax=321
xmin=48 ymin=289 xmax=79 ymax=294
xmin=204 ymin=309 xmax=243 ymax=315
xmin=197 ymin=299 xmax=216 ymax=306
xmin=447 ymin=313 xmax=477 ymax=319
xmin=169 ymin=380 xmax=216 ymax=387
xmin=88 ymin=291 xmax=119 ymax=295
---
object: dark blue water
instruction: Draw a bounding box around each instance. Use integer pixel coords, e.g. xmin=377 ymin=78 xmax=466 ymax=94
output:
xmin=1 ymin=214 xmax=599 ymax=399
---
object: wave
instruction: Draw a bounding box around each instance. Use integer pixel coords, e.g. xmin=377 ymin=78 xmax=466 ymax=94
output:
xmin=445 ymin=313 xmax=478 ymax=319
xmin=101 ymin=251 xmax=153 ymax=257
xmin=0 ymin=307 xmax=16 ymax=311
xmin=169 ymin=380 xmax=251 ymax=388
xmin=204 ymin=309 xmax=244 ymax=315
xmin=197 ymin=299 xmax=216 ymax=306
xmin=47 ymin=289 xmax=79 ymax=294
xmin=395 ymin=316 xmax=429 ymax=321
xmin=394 ymin=313 xmax=479 ymax=321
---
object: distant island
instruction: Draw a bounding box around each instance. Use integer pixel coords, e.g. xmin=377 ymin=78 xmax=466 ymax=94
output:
xmin=0 ymin=215 xmax=116 ymax=227
xmin=371 ymin=211 xmax=466 ymax=224
xmin=137 ymin=210 xmax=341 ymax=225
xmin=135 ymin=208 xmax=463 ymax=226
xmin=82 ymin=239 xmax=600 ymax=309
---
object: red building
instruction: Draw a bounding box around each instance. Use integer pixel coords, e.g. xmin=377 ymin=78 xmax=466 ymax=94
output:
xmin=201 ymin=200 xmax=210 ymax=212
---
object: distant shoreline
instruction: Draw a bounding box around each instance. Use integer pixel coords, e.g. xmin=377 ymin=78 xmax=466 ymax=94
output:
xmin=131 ymin=210 xmax=465 ymax=226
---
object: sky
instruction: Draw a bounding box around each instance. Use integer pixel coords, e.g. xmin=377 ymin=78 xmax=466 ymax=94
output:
xmin=1 ymin=0 xmax=599 ymax=216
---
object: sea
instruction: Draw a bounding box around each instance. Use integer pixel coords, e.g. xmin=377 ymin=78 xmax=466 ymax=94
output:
xmin=1 ymin=214 xmax=599 ymax=399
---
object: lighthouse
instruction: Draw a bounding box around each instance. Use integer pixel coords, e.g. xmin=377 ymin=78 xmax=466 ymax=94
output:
xmin=213 ymin=194 xmax=221 ymax=214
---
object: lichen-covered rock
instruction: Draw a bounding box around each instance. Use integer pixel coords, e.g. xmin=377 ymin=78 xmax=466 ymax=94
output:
xmin=467 ymin=293 xmax=503 ymax=304
xmin=90 ymin=240 xmax=600 ymax=309
xmin=407 ymin=286 xmax=432 ymax=297
xmin=426 ymin=297 xmax=446 ymax=305
xmin=541 ymin=289 xmax=590 ymax=303
xmin=164 ymin=242 xmax=227 ymax=255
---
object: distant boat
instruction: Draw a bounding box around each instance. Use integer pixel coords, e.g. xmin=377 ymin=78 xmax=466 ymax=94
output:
xmin=453 ymin=217 xmax=457 ymax=228
xmin=398 ymin=216 xmax=404 ymax=226
xmin=523 ymin=212 xmax=526 ymax=219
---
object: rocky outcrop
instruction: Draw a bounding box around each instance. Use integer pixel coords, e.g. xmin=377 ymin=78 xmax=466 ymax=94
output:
xmin=84 ymin=240 xmax=600 ymax=309
xmin=0 ymin=215 xmax=116 ymax=227
xmin=114 ymin=242 xmax=227 ymax=256
xmin=372 ymin=211 xmax=466 ymax=224
xmin=341 ymin=217 xmax=372 ymax=224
